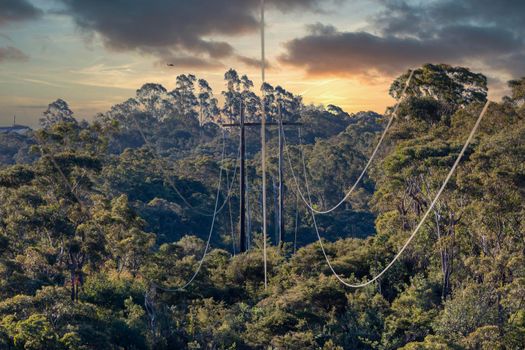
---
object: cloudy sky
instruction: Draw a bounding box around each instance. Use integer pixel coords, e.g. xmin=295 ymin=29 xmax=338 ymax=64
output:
xmin=0 ymin=0 xmax=523 ymax=127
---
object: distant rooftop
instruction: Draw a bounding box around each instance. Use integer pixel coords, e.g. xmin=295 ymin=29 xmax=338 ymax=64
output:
xmin=0 ymin=115 xmax=32 ymax=134
xmin=0 ymin=124 xmax=32 ymax=134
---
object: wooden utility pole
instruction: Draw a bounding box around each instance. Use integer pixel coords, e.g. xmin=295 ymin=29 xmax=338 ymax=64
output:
xmin=277 ymin=105 xmax=285 ymax=247
xmin=239 ymin=104 xmax=247 ymax=252
xmin=223 ymin=112 xmax=300 ymax=252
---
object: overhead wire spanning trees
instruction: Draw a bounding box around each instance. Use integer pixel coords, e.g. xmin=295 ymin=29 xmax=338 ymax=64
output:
xmin=251 ymin=0 xmax=497 ymax=292
xmin=37 ymin=122 xmax=240 ymax=293
xmin=151 ymin=131 xmax=229 ymax=292
xmin=133 ymin=118 xmax=240 ymax=218
xmin=140 ymin=127 xmax=248 ymax=292
xmin=41 ymin=0 xmax=494 ymax=296
xmin=142 ymin=0 xmax=287 ymax=290
xmin=291 ymin=69 xmax=415 ymax=215
xmin=134 ymin=119 xmax=242 ymax=290
xmin=282 ymin=101 xmax=492 ymax=288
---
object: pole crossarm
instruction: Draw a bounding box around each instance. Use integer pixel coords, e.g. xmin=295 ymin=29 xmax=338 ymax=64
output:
xmin=222 ymin=120 xmax=302 ymax=250
xmin=222 ymin=122 xmax=302 ymax=127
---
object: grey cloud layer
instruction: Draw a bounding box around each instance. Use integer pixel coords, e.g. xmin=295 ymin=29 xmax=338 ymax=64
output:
xmin=5 ymin=0 xmax=521 ymax=77
xmin=0 ymin=0 xmax=42 ymax=64
xmin=57 ymin=0 xmax=334 ymax=67
xmin=280 ymin=0 xmax=525 ymax=78
xmin=0 ymin=0 xmax=42 ymax=26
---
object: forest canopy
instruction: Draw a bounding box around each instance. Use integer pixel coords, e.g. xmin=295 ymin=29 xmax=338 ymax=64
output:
xmin=0 ymin=64 xmax=524 ymax=349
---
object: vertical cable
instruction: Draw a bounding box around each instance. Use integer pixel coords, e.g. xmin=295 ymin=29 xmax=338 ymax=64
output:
xmin=226 ymin=170 xmax=235 ymax=256
xmin=260 ymin=0 xmax=268 ymax=290
xmin=293 ymin=127 xmax=300 ymax=254
xmin=278 ymin=102 xmax=284 ymax=247
xmin=246 ymin=172 xmax=252 ymax=250
xmin=272 ymin=176 xmax=279 ymax=242
xmin=293 ymin=193 xmax=299 ymax=254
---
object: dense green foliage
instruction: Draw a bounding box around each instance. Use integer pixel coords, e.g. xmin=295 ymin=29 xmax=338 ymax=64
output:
xmin=0 ymin=65 xmax=524 ymax=349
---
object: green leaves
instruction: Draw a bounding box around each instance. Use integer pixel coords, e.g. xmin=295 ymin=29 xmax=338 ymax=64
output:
xmin=0 ymin=165 xmax=35 ymax=188
xmin=390 ymin=64 xmax=488 ymax=108
xmin=7 ymin=314 xmax=60 ymax=350
xmin=0 ymin=65 xmax=524 ymax=349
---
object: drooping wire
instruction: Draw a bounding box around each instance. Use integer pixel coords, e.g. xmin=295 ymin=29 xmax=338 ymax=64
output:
xmin=226 ymin=117 xmax=243 ymax=256
xmin=133 ymin=118 xmax=239 ymax=217
xmin=36 ymin=127 xmax=230 ymax=297
xmin=286 ymin=101 xmax=491 ymax=288
xmin=246 ymin=171 xmax=253 ymax=250
xmin=272 ymin=176 xmax=279 ymax=243
xmin=277 ymin=102 xmax=284 ymax=248
xmin=226 ymin=170 xmax=236 ymax=256
xmin=216 ymin=137 xmax=241 ymax=215
xmin=152 ymin=129 xmax=228 ymax=292
xmin=135 ymin=126 xmax=212 ymax=216
xmin=288 ymin=70 xmax=415 ymax=215
xmin=293 ymin=191 xmax=299 ymax=254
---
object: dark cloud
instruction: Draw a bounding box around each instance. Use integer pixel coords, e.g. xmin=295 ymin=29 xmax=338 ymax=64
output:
xmin=373 ymin=0 xmax=525 ymax=38
xmin=280 ymin=0 xmax=525 ymax=78
xmin=58 ymin=0 xmax=335 ymax=67
xmin=0 ymin=46 xmax=28 ymax=62
xmin=0 ymin=0 xmax=43 ymax=26
xmin=237 ymin=55 xmax=271 ymax=69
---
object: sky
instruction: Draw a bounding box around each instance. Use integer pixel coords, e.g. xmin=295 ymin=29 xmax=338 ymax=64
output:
xmin=0 ymin=0 xmax=524 ymax=127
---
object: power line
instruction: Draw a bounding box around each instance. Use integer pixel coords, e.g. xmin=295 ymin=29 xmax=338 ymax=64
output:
xmin=289 ymin=101 xmax=491 ymax=288
xmin=293 ymin=192 xmax=299 ymax=254
xmin=226 ymin=170 xmax=236 ymax=256
xmin=287 ymin=70 xmax=415 ymax=215
xmin=246 ymin=171 xmax=253 ymax=250
xmin=133 ymin=117 xmax=240 ymax=217
xmin=39 ymin=126 xmax=232 ymax=292
xmin=152 ymin=130 xmax=228 ymax=292
xmin=136 ymin=126 xmax=212 ymax=216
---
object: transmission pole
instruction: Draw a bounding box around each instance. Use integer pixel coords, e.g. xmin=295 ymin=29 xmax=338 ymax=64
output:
xmin=278 ymin=103 xmax=285 ymax=247
xmin=239 ymin=102 xmax=247 ymax=252
xmin=222 ymin=117 xmax=301 ymax=253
